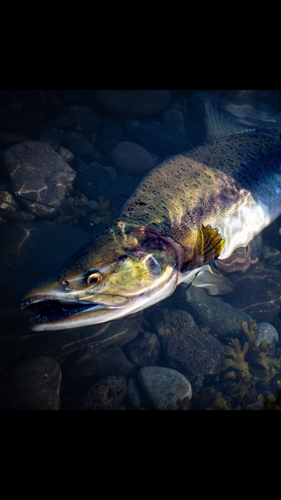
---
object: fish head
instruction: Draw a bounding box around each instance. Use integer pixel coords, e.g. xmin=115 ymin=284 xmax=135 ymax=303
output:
xmin=21 ymin=225 xmax=182 ymax=330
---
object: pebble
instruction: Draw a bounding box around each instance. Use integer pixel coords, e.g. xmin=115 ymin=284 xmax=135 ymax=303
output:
xmin=2 ymin=140 xmax=76 ymax=218
xmin=126 ymin=332 xmax=160 ymax=366
xmin=62 ymin=130 xmax=96 ymax=158
xmin=255 ymin=322 xmax=279 ymax=352
xmin=66 ymin=105 xmax=93 ymax=130
xmin=94 ymin=89 xmax=172 ymax=118
xmin=184 ymin=285 xmax=252 ymax=338
xmin=154 ymin=308 xmax=225 ymax=379
xmin=78 ymin=375 xmax=127 ymax=410
xmin=138 ymin=366 xmax=192 ymax=410
xmin=0 ymin=356 xmax=61 ymax=410
xmin=132 ymin=122 xmax=190 ymax=155
xmin=57 ymin=146 xmax=74 ymax=163
xmin=109 ymin=140 xmax=155 ymax=176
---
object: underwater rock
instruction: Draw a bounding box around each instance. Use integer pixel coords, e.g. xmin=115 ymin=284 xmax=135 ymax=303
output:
xmin=0 ymin=189 xmax=18 ymax=212
xmin=0 ymin=356 xmax=61 ymax=410
xmin=154 ymin=308 xmax=225 ymax=379
xmin=138 ymin=366 xmax=192 ymax=410
xmin=95 ymin=119 xmax=124 ymax=154
xmin=62 ymin=131 xmax=96 ymax=158
xmin=74 ymin=160 xmax=140 ymax=208
xmin=126 ymin=377 xmax=143 ymax=409
xmin=2 ymin=140 xmax=76 ymax=218
xmin=109 ymin=141 xmax=155 ymax=176
xmin=162 ymin=108 xmax=186 ymax=135
xmin=184 ymin=286 xmax=252 ymax=338
xmin=53 ymin=114 xmax=74 ymax=129
xmin=38 ymin=127 xmax=64 ymax=150
xmin=126 ymin=332 xmax=160 ymax=366
xmin=61 ymin=318 xmax=143 ymax=391
xmin=225 ymin=261 xmax=281 ymax=323
xmin=57 ymin=146 xmax=74 ymax=163
xmin=63 ymin=344 xmax=136 ymax=393
xmin=132 ymin=122 xmax=190 ymax=155
xmin=261 ymin=244 xmax=281 ymax=267
xmin=255 ymin=322 xmax=279 ymax=352
xmin=65 ymin=105 xmax=94 ymax=130
xmin=77 ymin=375 xmax=127 ymax=410
xmin=94 ymin=90 xmax=172 ymax=119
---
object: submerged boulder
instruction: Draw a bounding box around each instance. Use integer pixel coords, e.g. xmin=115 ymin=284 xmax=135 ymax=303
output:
xmin=2 ymin=140 xmax=76 ymax=218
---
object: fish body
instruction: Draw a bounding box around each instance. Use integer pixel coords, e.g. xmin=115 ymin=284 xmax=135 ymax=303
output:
xmin=21 ymin=105 xmax=281 ymax=330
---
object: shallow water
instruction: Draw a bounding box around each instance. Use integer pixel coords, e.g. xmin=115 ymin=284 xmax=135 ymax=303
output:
xmin=1 ymin=89 xmax=281 ymax=410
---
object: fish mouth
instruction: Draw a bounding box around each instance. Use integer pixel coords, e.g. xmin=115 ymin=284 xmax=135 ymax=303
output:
xmin=20 ymin=297 xmax=114 ymax=330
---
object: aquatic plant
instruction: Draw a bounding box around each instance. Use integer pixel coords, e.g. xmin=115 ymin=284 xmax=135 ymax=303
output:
xmin=91 ymin=195 xmax=112 ymax=225
xmin=223 ymin=338 xmax=250 ymax=373
xmin=264 ymin=388 xmax=281 ymax=410
xmin=56 ymin=191 xmax=112 ymax=226
xmin=193 ymin=386 xmax=230 ymax=410
xmin=241 ymin=319 xmax=260 ymax=343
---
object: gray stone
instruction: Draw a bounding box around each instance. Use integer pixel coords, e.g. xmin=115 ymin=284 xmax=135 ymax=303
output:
xmin=154 ymin=308 xmax=225 ymax=379
xmin=78 ymin=375 xmax=127 ymax=410
xmin=138 ymin=366 xmax=192 ymax=410
xmin=184 ymin=286 xmax=252 ymax=338
xmin=126 ymin=332 xmax=160 ymax=366
xmin=109 ymin=141 xmax=155 ymax=176
xmin=255 ymin=322 xmax=279 ymax=353
xmin=0 ymin=356 xmax=61 ymax=410
xmin=2 ymin=140 xmax=76 ymax=218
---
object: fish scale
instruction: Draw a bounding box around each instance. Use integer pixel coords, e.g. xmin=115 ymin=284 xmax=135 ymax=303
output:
xmin=113 ymin=128 xmax=281 ymax=260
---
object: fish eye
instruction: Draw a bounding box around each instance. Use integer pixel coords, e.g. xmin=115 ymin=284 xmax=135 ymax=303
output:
xmin=85 ymin=271 xmax=101 ymax=285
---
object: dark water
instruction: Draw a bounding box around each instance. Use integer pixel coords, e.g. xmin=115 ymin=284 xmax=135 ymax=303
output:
xmin=1 ymin=89 xmax=281 ymax=410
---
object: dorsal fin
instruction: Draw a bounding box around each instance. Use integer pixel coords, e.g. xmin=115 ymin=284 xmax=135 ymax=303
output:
xmin=181 ymin=224 xmax=225 ymax=273
xmin=204 ymin=100 xmax=251 ymax=137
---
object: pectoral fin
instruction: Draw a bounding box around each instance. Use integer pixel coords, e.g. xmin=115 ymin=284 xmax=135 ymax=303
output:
xmin=181 ymin=224 xmax=225 ymax=273
xmin=191 ymin=264 xmax=235 ymax=295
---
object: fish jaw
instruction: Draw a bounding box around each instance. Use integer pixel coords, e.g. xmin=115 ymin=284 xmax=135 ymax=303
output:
xmin=21 ymin=226 xmax=182 ymax=330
